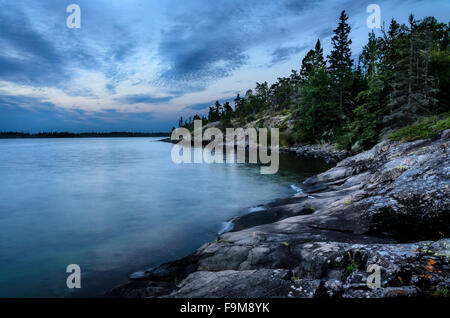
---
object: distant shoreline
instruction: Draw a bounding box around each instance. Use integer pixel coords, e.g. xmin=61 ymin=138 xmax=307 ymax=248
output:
xmin=0 ymin=132 xmax=171 ymax=139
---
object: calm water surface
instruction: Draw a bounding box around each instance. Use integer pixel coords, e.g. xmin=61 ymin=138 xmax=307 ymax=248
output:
xmin=0 ymin=138 xmax=330 ymax=297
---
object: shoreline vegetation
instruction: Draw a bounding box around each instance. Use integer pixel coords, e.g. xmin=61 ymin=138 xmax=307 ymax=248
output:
xmin=0 ymin=131 xmax=170 ymax=139
xmin=175 ymin=11 xmax=449 ymax=153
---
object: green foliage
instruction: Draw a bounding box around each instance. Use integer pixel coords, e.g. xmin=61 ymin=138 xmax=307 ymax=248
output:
xmin=246 ymin=114 xmax=256 ymax=122
xmin=328 ymin=10 xmax=354 ymax=118
xmin=433 ymin=115 xmax=450 ymax=131
xmin=431 ymin=50 xmax=450 ymax=113
xmin=346 ymin=251 xmax=358 ymax=273
xmin=383 ymin=16 xmax=448 ymax=125
xmin=279 ymin=131 xmax=304 ymax=147
xmin=300 ymin=39 xmax=326 ymax=82
xmin=334 ymin=132 xmax=354 ymax=150
xmin=349 ymin=32 xmax=385 ymax=150
xmin=389 ymin=113 xmax=450 ymax=142
xmin=177 ymin=13 xmax=449 ymax=152
xmin=431 ymin=286 xmax=449 ymax=297
xmin=347 ymin=262 xmax=358 ymax=273
xmin=279 ymin=131 xmax=294 ymax=147
xmin=296 ymin=67 xmax=340 ymax=142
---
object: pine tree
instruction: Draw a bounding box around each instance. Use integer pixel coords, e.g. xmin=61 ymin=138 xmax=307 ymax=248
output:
xmin=220 ymin=102 xmax=233 ymax=128
xmin=328 ymin=10 xmax=354 ymax=119
xmin=208 ymin=106 xmax=215 ymax=122
xmin=234 ymin=94 xmax=242 ymax=112
xmin=300 ymin=39 xmax=326 ymax=82
xmin=214 ymin=101 xmax=222 ymax=121
xmin=255 ymin=82 xmax=269 ymax=100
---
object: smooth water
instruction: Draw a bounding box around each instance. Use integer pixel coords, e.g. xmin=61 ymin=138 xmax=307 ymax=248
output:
xmin=0 ymin=138 xmax=330 ymax=297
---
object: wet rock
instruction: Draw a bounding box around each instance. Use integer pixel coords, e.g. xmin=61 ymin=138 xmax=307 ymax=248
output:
xmin=231 ymin=204 xmax=315 ymax=232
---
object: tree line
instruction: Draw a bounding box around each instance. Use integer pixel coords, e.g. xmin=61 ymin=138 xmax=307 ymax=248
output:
xmin=179 ymin=11 xmax=449 ymax=150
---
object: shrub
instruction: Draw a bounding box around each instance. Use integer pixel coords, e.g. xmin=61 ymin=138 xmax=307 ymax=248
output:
xmin=389 ymin=113 xmax=450 ymax=142
xmin=335 ymin=132 xmax=354 ymax=150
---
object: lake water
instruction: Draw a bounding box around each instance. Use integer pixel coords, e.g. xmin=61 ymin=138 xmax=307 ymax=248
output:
xmin=0 ymin=138 xmax=331 ymax=297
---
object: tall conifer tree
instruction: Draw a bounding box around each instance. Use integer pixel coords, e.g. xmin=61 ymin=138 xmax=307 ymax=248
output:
xmin=328 ymin=10 xmax=354 ymax=119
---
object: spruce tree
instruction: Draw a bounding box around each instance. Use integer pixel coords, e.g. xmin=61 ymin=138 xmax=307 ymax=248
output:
xmin=300 ymin=39 xmax=326 ymax=82
xmin=328 ymin=10 xmax=354 ymax=119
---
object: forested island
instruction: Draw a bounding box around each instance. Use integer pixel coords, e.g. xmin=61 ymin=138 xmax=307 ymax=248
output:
xmin=0 ymin=131 xmax=170 ymax=139
xmin=108 ymin=11 xmax=450 ymax=299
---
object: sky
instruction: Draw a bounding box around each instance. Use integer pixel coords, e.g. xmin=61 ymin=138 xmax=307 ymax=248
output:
xmin=0 ymin=0 xmax=449 ymax=132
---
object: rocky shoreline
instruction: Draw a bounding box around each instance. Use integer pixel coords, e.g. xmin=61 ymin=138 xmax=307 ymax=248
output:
xmin=107 ymin=132 xmax=449 ymax=298
xmin=161 ymin=136 xmax=349 ymax=164
xmin=280 ymin=144 xmax=350 ymax=164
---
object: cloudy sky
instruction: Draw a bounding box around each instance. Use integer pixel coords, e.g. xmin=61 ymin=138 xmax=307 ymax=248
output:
xmin=0 ymin=0 xmax=448 ymax=132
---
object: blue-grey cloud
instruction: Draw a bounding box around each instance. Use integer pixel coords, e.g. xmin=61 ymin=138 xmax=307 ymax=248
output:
xmin=157 ymin=24 xmax=248 ymax=83
xmin=117 ymin=94 xmax=175 ymax=104
xmin=284 ymin=0 xmax=322 ymax=13
xmin=185 ymin=101 xmax=216 ymax=111
xmin=0 ymin=1 xmax=138 ymax=89
xmin=270 ymin=45 xmax=309 ymax=65
xmin=0 ymin=7 xmax=67 ymax=86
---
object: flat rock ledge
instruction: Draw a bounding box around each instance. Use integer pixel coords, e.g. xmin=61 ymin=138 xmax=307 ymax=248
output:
xmin=107 ymin=135 xmax=449 ymax=298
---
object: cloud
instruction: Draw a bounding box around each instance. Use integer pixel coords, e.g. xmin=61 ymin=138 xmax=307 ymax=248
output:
xmin=0 ymin=94 xmax=55 ymax=110
xmin=157 ymin=24 xmax=248 ymax=84
xmin=117 ymin=94 xmax=175 ymax=104
xmin=0 ymin=8 xmax=67 ymax=86
xmin=270 ymin=45 xmax=309 ymax=65
xmin=0 ymin=1 xmax=139 ymax=91
xmin=283 ymin=0 xmax=322 ymax=13
xmin=185 ymin=101 xmax=216 ymax=111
